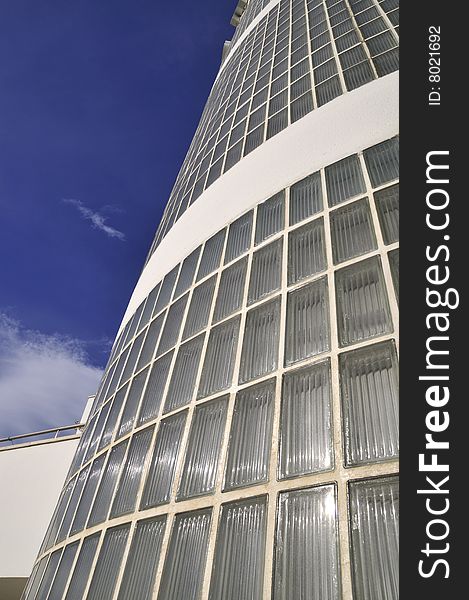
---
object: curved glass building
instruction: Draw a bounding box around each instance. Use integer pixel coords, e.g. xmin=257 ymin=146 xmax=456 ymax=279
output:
xmin=23 ymin=1 xmax=399 ymax=599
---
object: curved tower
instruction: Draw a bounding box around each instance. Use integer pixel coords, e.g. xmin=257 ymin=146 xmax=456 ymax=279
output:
xmin=24 ymin=1 xmax=399 ymax=599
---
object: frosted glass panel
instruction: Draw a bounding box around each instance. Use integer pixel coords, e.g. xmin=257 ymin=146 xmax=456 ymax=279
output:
xmin=364 ymin=137 xmax=399 ymax=188
xmin=84 ymin=401 xmax=111 ymax=463
xmin=325 ymin=154 xmax=365 ymax=207
xmin=273 ymin=485 xmax=340 ymax=600
xmin=177 ymin=396 xmax=228 ymax=500
xmin=196 ymin=229 xmax=226 ymax=281
xmin=285 ymin=277 xmax=330 ymax=365
xmin=35 ymin=548 xmax=62 ymax=599
xmin=86 ymin=524 xmax=130 ymax=600
xmin=174 ymin=246 xmax=201 ymax=297
xmin=111 ymin=426 xmax=154 ymax=517
xmin=374 ymin=184 xmax=399 ymax=245
xmin=335 ymin=256 xmax=393 ymax=346
xmin=183 ymin=276 xmax=216 ymax=339
xmin=124 ymin=302 xmax=145 ymax=346
xmin=255 ymin=190 xmax=285 ymax=244
xmin=71 ymin=454 xmax=106 ymax=535
xmin=137 ymin=351 xmax=173 ymax=425
xmin=57 ymin=466 xmax=90 ymax=542
xmin=158 ymin=509 xmax=212 ymax=600
xmin=157 ymin=293 xmax=188 ymax=356
xmin=42 ymin=475 xmax=75 ymax=551
xmin=120 ymin=330 xmax=145 ymax=383
xmin=165 ymin=334 xmax=205 ymax=412
xmin=154 ymin=265 xmax=179 ymax=315
xmin=224 ymin=210 xmax=253 ymax=264
xmin=136 ymin=312 xmax=165 ymax=370
xmin=224 ymin=379 xmax=275 ymax=490
xmin=330 ymin=198 xmax=377 ymax=264
xmin=289 ymin=171 xmax=323 ymax=225
xmin=106 ymin=346 xmax=129 ymax=399
xmin=213 ymin=257 xmax=247 ymax=322
xmin=209 ymin=496 xmax=267 ymax=600
xmin=117 ymin=517 xmax=167 ymax=600
xmin=340 ymin=341 xmax=399 ymax=465
xmin=279 ymin=360 xmax=333 ymax=479
xmin=198 ymin=316 xmax=240 ymax=398
xmin=64 ymin=533 xmax=100 ymax=600
xmin=88 ymin=441 xmax=127 ymax=527
xmin=117 ymin=366 xmax=149 ymax=439
xmin=98 ymin=383 xmax=128 ymax=451
xmin=248 ymin=238 xmax=282 ymax=304
xmin=349 ymin=477 xmax=399 ymax=600
xmin=388 ymin=249 xmax=399 ymax=303
xmin=140 ymin=411 xmax=187 ymax=508
xmin=239 ymin=297 xmax=280 ymax=383
xmin=288 ymin=218 xmax=327 ymax=284
xmin=47 ymin=542 xmax=79 ymax=600
xmin=137 ymin=283 xmax=160 ymax=333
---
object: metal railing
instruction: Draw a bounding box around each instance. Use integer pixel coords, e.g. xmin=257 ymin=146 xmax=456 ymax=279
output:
xmin=0 ymin=423 xmax=85 ymax=448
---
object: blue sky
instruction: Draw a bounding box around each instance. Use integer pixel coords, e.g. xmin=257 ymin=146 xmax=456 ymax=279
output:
xmin=0 ymin=0 xmax=234 ymax=436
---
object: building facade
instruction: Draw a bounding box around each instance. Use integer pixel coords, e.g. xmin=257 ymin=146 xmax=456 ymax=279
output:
xmin=23 ymin=1 xmax=399 ymax=599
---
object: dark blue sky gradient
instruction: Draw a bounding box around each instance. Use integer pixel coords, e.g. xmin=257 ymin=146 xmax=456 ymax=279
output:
xmin=0 ymin=0 xmax=234 ymax=367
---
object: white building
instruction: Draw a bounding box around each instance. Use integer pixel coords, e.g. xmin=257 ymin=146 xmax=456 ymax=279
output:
xmin=22 ymin=1 xmax=399 ymax=599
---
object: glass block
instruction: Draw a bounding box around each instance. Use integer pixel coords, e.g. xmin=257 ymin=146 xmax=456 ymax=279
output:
xmin=388 ymin=249 xmax=399 ymax=303
xmin=88 ymin=440 xmax=128 ymax=527
xmin=289 ymin=171 xmax=323 ymax=225
xmin=137 ymin=351 xmax=173 ymax=426
xmin=335 ymin=256 xmax=393 ymax=346
xmin=177 ymin=396 xmax=228 ymax=500
xmin=209 ymin=496 xmax=267 ymax=600
xmin=105 ymin=346 xmax=129 ymax=404
xmin=183 ymin=275 xmax=216 ymax=340
xmin=224 ymin=379 xmax=275 ymax=490
xmin=156 ymin=293 xmax=188 ymax=356
xmin=364 ymin=137 xmax=399 ymax=188
xmin=174 ymin=246 xmax=201 ymax=298
xmin=198 ymin=316 xmax=240 ymax=398
xmin=285 ymin=277 xmax=330 ymax=365
xmin=213 ymin=257 xmax=247 ymax=322
xmin=157 ymin=509 xmax=212 ymax=600
xmin=42 ymin=476 xmax=75 ymax=552
xmin=120 ymin=330 xmax=145 ymax=383
xmin=83 ymin=402 xmax=110 ymax=464
xmin=140 ymin=411 xmax=187 ymax=508
xmin=349 ymin=477 xmax=399 ymax=600
xmin=98 ymin=384 xmax=128 ymax=451
xmin=224 ymin=211 xmax=253 ymax=264
xmin=64 ymin=533 xmax=100 ymax=600
xmin=239 ymin=297 xmax=281 ymax=383
xmin=288 ymin=217 xmax=327 ymax=284
xmin=279 ymin=360 xmax=333 ymax=479
xmin=255 ymin=190 xmax=285 ymax=244
xmin=71 ymin=454 xmax=106 ymax=535
xmin=48 ymin=541 xmax=79 ymax=600
xmin=273 ymin=485 xmax=341 ymax=600
xmin=124 ymin=302 xmax=145 ymax=346
xmin=136 ymin=312 xmax=165 ymax=371
xmin=153 ymin=265 xmax=179 ymax=316
xmin=325 ymin=154 xmax=366 ymax=207
xmin=248 ymin=238 xmax=283 ymax=304
xmin=57 ymin=466 xmax=90 ymax=542
xmin=374 ymin=184 xmax=399 ymax=245
xmin=340 ymin=341 xmax=399 ymax=466
xmin=35 ymin=548 xmax=62 ymax=599
xmin=330 ymin=198 xmax=377 ymax=264
xmin=196 ymin=229 xmax=226 ymax=281
xmin=117 ymin=516 xmax=167 ymax=600
xmin=111 ymin=426 xmax=154 ymax=517
xmin=137 ymin=283 xmax=160 ymax=333
xmin=117 ymin=366 xmax=149 ymax=439
xmin=86 ymin=524 xmax=130 ymax=600
xmin=165 ymin=334 xmax=205 ymax=412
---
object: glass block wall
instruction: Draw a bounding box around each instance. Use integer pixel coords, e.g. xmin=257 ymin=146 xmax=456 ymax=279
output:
xmin=24 ymin=2 xmax=398 ymax=599
xmin=148 ymin=0 xmax=399 ymax=258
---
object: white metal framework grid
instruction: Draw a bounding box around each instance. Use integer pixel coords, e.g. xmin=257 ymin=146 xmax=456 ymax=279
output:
xmin=25 ymin=136 xmax=399 ymax=600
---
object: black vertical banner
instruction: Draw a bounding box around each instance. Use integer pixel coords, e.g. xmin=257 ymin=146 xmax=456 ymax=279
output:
xmin=401 ymin=2 xmax=464 ymax=596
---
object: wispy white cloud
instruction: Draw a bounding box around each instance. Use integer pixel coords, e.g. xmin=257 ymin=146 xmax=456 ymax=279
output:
xmin=0 ymin=313 xmax=103 ymax=437
xmin=63 ymin=198 xmax=126 ymax=241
